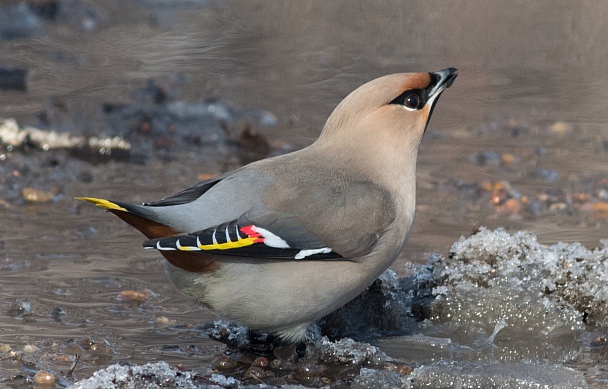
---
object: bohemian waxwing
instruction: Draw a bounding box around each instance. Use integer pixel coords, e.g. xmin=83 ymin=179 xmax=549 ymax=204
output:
xmin=78 ymin=68 xmax=457 ymax=341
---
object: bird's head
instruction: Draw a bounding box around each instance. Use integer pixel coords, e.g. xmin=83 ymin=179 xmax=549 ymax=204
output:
xmin=319 ymin=68 xmax=458 ymax=149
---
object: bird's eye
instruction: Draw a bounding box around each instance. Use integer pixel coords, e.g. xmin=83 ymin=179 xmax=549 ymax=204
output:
xmin=404 ymin=94 xmax=420 ymax=109
xmin=388 ymin=90 xmax=425 ymax=109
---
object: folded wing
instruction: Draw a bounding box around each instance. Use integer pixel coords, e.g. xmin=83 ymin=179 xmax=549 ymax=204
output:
xmin=144 ymin=205 xmax=343 ymax=260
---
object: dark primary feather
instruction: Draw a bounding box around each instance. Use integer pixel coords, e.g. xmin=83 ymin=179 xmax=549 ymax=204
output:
xmin=144 ymin=172 xmax=231 ymax=207
xmin=143 ymin=205 xmax=344 ymax=260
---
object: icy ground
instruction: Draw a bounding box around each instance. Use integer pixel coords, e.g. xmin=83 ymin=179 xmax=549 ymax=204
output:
xmin=70 ymin=228 xmax=607 ymax=388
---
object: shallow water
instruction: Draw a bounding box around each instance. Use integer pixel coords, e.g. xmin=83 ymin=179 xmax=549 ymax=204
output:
xmin=1 ymin=0 xmax=608 ymax=386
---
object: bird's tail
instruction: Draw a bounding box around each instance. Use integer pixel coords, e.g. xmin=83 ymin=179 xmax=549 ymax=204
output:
xmin=75 ymin=197 xmax=179 ymax=239
xmin=76 ymin=197 xmax=218 ymax=273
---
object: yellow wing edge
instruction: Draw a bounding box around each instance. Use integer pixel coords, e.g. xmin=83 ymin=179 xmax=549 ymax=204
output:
xmin=75 ymin=197 xmax=128 ymax=212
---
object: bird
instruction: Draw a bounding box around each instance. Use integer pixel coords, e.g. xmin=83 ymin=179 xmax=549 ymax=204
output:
xmin=77 ymin=68 xmax=457 ymax=341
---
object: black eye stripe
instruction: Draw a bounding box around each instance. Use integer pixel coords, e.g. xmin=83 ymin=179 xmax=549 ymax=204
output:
xmin=388 ymin=88 xmax=429 ymax=109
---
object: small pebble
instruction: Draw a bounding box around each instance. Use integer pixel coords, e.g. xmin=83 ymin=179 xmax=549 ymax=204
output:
xmin=270 ymin=359 xmax=284 ymax=370
xmin=498 ymin=198 xmax=522 ymax=215
xmin=0 ymin=343 xmax=11 ymax=353
xmin=244 ymin=366 xmax=270 ymax=380
xmin=90 ymin=342 xmax=112 ymax=355
xmin=117 ymin=290 xmax=149 ymax=307
xmin=6 ymin=300 xmax=32 ymax=316
xmin=252 ymin=356 xmax=269 ymax=368
xmin=491 ymin=187 xmax=510 ymax=206
xmin=549 ymin=202 xmax=568 ymax=211
xmin=21 ymin=187 xmax=54 ymax=203
xmin=154 ymin=316 xmax=175 ymax=325
xmin=77 ymin=337 xmax=95 ymax=350
xmin=581 ymin=202 xmax=608 ymax=218
xmin=49 ymin=306 xmax=67 ymax=321
xmin=572 ymin=193 xmax=590 ymax=204
xmin=385 ymin=362 xmax=414 ymax=376
xmin=160 ymin=344 xmax=180 ymax=351
xmin=33 ymin=370 xmax=56 ymax=385
xmin=53 ymin=354 xmax=72 ymax=363
xmin=23 ymin=344 xmax=39 ymax=355
xmin=214 ymin=356 xmax=237 ymax=370
xmin=548 ymin=120 xmax=573 ymax=135
xmin=591 ymin=337 xmax=607 ymax=347
xmin=500 ymin=152 xmax=519 ymax=166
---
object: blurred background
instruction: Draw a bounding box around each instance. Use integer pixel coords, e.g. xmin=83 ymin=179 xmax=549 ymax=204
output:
xmin=1 ymin=0 xmax=607 ymax=385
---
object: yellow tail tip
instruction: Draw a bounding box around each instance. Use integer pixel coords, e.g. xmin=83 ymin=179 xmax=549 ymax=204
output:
xmin=75 ymin=197 xmax=127 ymax=212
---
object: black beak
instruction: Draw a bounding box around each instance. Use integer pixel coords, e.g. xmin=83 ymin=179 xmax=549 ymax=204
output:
xmin=423 ymin=67 xmax=457 ymax=134
xmin=428 ymin=68 xmax=458 ymax=98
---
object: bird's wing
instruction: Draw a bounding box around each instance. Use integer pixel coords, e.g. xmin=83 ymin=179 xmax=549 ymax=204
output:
xmin=143 ymin=177 xmax=396 ymax=261
xmin=144 ymin=172 xmax=233 ymax=207
xmin=143 ymin=204 xmax=343 ymax=260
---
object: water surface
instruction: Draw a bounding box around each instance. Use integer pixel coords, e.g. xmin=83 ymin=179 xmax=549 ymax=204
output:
xmin=1 ymin=0 xmax=607 ymax=386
